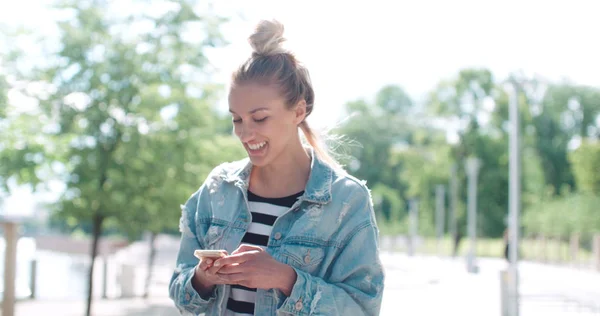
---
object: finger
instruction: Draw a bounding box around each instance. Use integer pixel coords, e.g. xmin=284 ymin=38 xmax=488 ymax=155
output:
xmin=206 ymin=261 xmax=228 ymax=275
xmin=232 ymin=244 xmax=263 ymax=255
xmin=214 ymin=252 xmax=255 ymax=267
xmin=215 ymin=263 xmax=245 ymax=275
xmin=199 ymin=258 xmax=213 ymax=271
xmin=217 ymin=272 xmax=246 ymax=284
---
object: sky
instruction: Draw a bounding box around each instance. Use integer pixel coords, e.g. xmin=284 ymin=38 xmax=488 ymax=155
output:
xmin=1 ymin=0 xmax=599 ymax=216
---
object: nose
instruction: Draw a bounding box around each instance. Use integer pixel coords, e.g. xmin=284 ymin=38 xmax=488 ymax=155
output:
xmin=235 ymin=122 xmax=255 ymax=143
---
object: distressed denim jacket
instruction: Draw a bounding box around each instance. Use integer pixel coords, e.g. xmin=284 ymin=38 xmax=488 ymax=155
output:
xmin=169 ymin=149 xmax=384 ymax=315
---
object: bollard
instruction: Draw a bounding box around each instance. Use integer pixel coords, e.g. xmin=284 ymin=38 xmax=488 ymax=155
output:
xmin=2 ymin=222 xmax=18 ymax=316
xmin=569 ymin=234 xmax=579 ymax=266
xmin=554 ymin=236 xmax=563 ymax=264
xmin=594 ymin=234 xmax=600 ymax=272
xmin=534 ymin=235 xmax=543 ymax=261
xmin=29 ymin=259 xmax=37 ymax=299
xmin=102 ymin=256 xmax=108 ymax=299
xmin=500 ymin=270 xmax=509 ymax=316
xmin=541 ymin=235 xmax=547 ymax=263
xmin=120 ymin=263 xmax=136 ymax=298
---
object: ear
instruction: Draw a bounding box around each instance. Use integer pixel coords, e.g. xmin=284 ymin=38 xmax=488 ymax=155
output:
xmin=293 ymin=100 xmax=307 ymax=125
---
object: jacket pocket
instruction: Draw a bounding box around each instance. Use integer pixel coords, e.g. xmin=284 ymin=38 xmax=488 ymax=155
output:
xmin=203 ymin=222 xmax=228 ymax=250
xmin=281 ymin=243 xmax=325 ymax=275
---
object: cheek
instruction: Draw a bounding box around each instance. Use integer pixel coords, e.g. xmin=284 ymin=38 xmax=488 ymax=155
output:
xmin=270 ymin=123 xmax=296 ymax=144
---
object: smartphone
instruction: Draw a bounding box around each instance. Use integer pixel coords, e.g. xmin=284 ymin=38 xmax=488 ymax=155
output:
xmin=194 ymin=249 xmax=227 ymax=260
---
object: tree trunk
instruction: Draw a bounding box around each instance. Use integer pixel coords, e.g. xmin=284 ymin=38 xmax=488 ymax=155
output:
xmin=143 ymin=231 xmax=157 ymax=299
xmin=86 ymin=213 xmax=104 ymax=316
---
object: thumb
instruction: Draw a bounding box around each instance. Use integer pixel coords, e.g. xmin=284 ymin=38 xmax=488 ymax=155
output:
xmin=233 ymin=244 xmax=263 ymax=254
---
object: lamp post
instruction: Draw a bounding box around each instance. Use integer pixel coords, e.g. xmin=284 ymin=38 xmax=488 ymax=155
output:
xmin=449 ymin=164 xmax=458 ymax=256
xmin=507 ymin=82 xmax=521 ymax=316
xmin=435 ymin=185 xmax=445 ymax=256
xmin=408 ymin=199 xmax=419 ymax=256
xmin=465 ymin=157 xmax=480 ymax=273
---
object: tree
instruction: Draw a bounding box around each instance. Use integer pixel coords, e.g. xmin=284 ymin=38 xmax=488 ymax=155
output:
xmin=0 ymin=74 xmax=6 ymax=118
xmin=531 ymin=83 xmax=600 ymax=194
xmin=426 ymin=68 xmax=509 ymax=238
xmin=336 ymin=85 xmax=414 ymax=228
xmin=116 ymin=131 xmax=244 ymax=298
xmin=570 ymin=140 xmax=600 ymax=195
xmin=19 ymin=1 xmax=230 ymax=314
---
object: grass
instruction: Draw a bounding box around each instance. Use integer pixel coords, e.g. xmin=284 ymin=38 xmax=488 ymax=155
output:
xmin=381 ymin=235 xmax=596 ymax=266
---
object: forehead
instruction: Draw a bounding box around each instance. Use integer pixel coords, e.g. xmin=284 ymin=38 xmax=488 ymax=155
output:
xmin=228 ymin=83 xmax=285 ymax=113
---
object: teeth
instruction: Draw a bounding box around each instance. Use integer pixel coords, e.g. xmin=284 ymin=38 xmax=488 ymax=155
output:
xmin=248 ymin=141 xmax=267 ymax=150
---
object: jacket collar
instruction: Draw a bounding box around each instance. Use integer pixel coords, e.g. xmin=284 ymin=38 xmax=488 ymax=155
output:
xmin=223 ymin=147 xmax=333 ymax=204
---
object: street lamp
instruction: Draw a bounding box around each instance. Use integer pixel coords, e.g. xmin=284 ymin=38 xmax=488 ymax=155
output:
xmin=435 ymin=185 xmax=445 ymax=256
xmin=507 ymin=82 xmax=521 ymax=316
xmin=465 ymin=156 xmax=480 ymax=274
xmin=408 ymin=199 xmax=419 ymax=256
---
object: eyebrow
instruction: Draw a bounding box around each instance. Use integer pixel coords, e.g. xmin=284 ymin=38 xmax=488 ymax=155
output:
xmin=229 ymin=107 xmax=270 ymax=114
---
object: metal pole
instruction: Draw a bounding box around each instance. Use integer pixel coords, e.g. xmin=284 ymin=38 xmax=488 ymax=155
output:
xmin=449 ymin=164 xmax=458 ymax=254
xmin=465 ymin=157 xmax=480 ymax=273
xmin=102 ymin=255 xmax=108 ymax=299
xmin=508 ymin=82 xmax=521 ymax=316
xmin=30 ymin=259 xmax=37 ymax=299
xmin=408 ymin=199 xmax=419 ymax=256
xmin=3 ymin=222 xmax=18 ymax=316
xmin=435 ymin=185 xmax=446 ymax=256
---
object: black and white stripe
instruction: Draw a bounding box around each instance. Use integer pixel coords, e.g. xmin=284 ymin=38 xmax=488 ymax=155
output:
xmin=225 ymin=190 xmax=303 ymax=316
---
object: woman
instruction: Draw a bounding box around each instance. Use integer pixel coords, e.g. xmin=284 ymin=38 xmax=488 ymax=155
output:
xmin=169 ymin=19 xmax=384 ymax=316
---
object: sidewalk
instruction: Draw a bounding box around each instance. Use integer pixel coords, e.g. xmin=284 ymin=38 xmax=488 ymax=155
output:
xmin=8 ymin=253 xmax=491 ymax=316
xmin=6 ymin=297 xmax=180 ymax=316
xmin=5 ymin=252 xmax=600 ymax=316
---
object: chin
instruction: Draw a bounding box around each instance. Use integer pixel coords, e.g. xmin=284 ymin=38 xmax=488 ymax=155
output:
xmin=248 ymin=155 xmax=269 ymax=167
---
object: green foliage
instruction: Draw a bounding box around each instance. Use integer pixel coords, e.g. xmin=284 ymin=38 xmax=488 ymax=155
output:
xmin=569 ymin=140 xmax=600 ymax=194
xmin=1 ymin=1 xmax=241 ymax=314
xmin=0 ymin=75 xmax=6 ymax=119
xmin=529 ymin=83 xmax=600 ymax=195
xmin=15 ymin=0 xmax=241 ymax=239
xmin=339 ymin=68 xmax=600 ymax=240
xmin=375 ymin=85 xmax=413 ymax=115
xmin=524 ymin=193 xmax=600 ymax=238
xmin=1 ymin=0 xmax=598 ymax=264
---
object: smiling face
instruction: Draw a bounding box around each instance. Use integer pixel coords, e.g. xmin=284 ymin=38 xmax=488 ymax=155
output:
xmin=229 ymin=83 xmax=306 ymax=167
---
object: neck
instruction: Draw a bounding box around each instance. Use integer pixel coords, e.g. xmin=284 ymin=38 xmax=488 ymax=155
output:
xmin=250 ymin=135 xmax=311 ymax=197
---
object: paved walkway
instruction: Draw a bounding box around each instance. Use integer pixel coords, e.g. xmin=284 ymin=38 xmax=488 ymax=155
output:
xmin=5 ymin=252 xmax=600 ymax=316
xmin=5 ymin=297 xmax=179 ymax=316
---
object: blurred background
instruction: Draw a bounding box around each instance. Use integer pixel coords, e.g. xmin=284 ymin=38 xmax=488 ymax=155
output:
xmin=1 ymin=0 xmax=599 ymax=315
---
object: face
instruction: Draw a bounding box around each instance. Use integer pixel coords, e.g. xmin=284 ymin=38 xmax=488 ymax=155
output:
xmin=229 ymin=83 xmax=306 ymax=167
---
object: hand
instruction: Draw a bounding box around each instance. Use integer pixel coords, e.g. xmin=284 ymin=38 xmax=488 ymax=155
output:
xmin=191 ymin=253 xmax=229 ymax=296
xmin=214 ymin=244 xmax=297 ymax=296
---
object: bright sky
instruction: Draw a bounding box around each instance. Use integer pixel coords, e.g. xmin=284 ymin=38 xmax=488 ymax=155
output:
xmin=1 ymin=0 xmax=599 ymax=216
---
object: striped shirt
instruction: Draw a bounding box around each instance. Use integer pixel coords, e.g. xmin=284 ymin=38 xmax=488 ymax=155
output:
xmin=225 ymin=190 xmax=303 ymax=316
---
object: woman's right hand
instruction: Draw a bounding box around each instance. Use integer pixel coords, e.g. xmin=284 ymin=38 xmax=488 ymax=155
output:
xmin=191 ymin=258 xmax=227 ymax=296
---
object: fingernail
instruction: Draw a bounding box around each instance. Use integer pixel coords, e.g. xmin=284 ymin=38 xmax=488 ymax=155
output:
xmin=205 ymin=259 xmax=213 ymax=265
xmin=214 ymin=261 xmax=221 ymax=267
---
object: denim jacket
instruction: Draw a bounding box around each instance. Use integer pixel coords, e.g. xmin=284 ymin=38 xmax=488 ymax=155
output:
xmin=169 ymin=149 xmax=384 ymax=315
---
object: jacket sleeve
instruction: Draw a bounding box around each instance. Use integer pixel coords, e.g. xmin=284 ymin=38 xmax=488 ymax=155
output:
xmin=277 ymin=199 xmax=385 ymax=316
xmin=168 ymin=178 xmax=216 ymax=315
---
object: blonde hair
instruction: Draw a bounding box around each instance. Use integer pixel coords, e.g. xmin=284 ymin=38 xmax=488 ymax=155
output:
xmin=231 ymin=19 xmax=341 ymax=170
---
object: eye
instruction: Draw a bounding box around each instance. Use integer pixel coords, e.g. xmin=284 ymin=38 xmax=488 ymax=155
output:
xmin=254 ymin=117 xmax=268 ymax=123
xmin=232 ymin=118 xmax=241 ymax=124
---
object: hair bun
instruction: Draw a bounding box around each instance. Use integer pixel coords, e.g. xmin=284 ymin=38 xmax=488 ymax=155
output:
xmin=249 ymin=19 xmax=286 ymax=56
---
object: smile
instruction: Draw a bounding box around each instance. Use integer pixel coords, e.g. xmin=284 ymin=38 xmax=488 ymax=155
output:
xmin=247 ymin=141 xmax=267 ymax=150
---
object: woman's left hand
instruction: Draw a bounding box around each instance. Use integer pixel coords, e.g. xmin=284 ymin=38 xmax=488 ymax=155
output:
xmin=213 ymin=244 xmax=297 ymax=296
